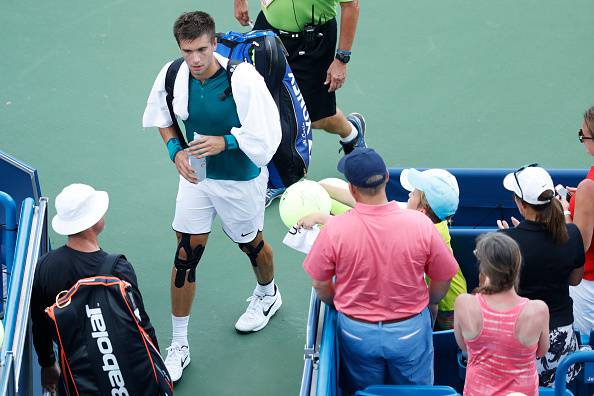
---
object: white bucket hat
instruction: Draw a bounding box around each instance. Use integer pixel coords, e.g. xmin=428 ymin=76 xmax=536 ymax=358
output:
xmin=503 ymin=164 xmax=554 ymax=205
xmin=52 ymin=184 xmax=109 ymax=235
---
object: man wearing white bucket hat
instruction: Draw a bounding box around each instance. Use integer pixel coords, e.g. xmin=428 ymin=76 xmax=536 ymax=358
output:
xmin=30 ymin=183 xmax=158 ymax=395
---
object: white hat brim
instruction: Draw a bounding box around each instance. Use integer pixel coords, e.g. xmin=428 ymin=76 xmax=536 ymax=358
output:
xmin=52 ymin=191 xmax=109 ymax=235
xmin=503 ymin=172 xmax=521 ymax=197
xmin=400 ymin=169 xmax=415 ymax=191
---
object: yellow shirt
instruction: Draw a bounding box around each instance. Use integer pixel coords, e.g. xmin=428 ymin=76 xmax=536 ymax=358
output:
xmin=433 ymin=221 xmax=467 ymax=312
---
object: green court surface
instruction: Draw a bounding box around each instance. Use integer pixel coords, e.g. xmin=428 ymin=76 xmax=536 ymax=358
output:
xmin=1 ymin=1 xmax=593 ymax=394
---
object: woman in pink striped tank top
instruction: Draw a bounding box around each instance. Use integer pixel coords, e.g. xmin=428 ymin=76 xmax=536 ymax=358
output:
xmin=454 ymin=233 xmax=550 ymax=395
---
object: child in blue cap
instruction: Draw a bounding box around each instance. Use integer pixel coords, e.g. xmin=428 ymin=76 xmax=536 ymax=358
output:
xmin=400 ymin=168 xmax=467 ymax=330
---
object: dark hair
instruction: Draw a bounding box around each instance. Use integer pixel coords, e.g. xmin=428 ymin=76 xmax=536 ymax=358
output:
xmin=173 ymin=11 xmax=215 ymax=44
xmin=354 ymin=178 xmax=388 ymax=196
xmin=475 ymin=233 xmax=522 ymax=295
xmin=585 ymin=105 xmax=594 ymax=136
xmin=516 ymin=191 xmax=568 ymax=244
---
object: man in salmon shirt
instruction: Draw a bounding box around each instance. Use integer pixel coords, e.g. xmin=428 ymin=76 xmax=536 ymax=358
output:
xmin=302 ymin=148 xmax=459 ymax=395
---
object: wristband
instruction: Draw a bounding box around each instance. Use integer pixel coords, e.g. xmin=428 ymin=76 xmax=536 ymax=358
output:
xmin=564 ymin=210 xmax=571 ymax=216
xmin=336 ymin=49 xmax=352 ymax=56
xmin=166 ymin=138 xmax=183 ymax=162
xmin=223 ymin=134 xmax=239 ymax=150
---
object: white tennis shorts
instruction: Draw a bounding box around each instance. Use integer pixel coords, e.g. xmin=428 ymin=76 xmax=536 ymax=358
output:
xmin=172 ymin=169 xmax=267 ymax=243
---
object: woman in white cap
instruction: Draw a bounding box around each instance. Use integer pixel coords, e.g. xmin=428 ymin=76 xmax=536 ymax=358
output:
xmin=498 ymin=164 xmax=585 ymax=386
xmin=400 ymin=168 xmax=467 ymax=330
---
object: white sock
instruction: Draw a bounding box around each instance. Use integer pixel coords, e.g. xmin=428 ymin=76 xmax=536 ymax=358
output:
xmin=256 ymin=279 xmax=275 ymax=296
xmin=171 ymin=315 xmax=189 ymax=347
xmin=339 ymin=124 xmax=358 ymax=143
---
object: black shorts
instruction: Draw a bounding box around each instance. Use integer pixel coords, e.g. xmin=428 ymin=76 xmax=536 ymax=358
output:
xmin=253 ymin=12 xmax=337 ymax=122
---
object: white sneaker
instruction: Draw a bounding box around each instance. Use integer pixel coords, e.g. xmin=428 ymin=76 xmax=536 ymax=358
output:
xmin=164 ymin=342 xmax=190 ymax=382
xmin=235 ymin=286 xmax=282 ymax=332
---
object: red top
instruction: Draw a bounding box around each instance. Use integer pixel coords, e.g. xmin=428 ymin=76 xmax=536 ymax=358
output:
xmin=569 ymin=166 xmax=594 ymax=280
xmin=463 ymin=294 xmax=538 ymax=396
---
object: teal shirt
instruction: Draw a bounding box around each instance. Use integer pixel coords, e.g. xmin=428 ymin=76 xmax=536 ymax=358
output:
xmin=183 ymin=68 xmax=260 ymax=181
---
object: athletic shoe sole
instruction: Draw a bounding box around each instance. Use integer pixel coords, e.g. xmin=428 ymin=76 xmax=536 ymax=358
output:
xmin=348 ymin=112 xmax=367 ymax=146
xmin=265 ymin=188 xmax=286 ymax=208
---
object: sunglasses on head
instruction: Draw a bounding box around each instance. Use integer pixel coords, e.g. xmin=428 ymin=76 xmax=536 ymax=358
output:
xmin=513 ymin=163 xmax=538 ymax=201
xmin=579 ymin=129 xmax=594 ymax=143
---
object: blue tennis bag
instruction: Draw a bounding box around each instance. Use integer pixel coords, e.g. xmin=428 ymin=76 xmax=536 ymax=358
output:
xmin=165 ymin=30 xmax=312 ymax=190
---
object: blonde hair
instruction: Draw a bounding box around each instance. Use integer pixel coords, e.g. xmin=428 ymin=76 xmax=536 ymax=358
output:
xmin=416 ymin=191 xmax=441 ymax=224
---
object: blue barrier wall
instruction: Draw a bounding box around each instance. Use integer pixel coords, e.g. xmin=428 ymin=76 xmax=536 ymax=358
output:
xmin=0 ymin=150 xmax=42 ymax=315
xmin=306 ymin=168 xmax=592 ymax=396
xmin=0 ymin=151 xmax=46 ymax=396
xmin=386 ymin=168 xmax=586 ymax=228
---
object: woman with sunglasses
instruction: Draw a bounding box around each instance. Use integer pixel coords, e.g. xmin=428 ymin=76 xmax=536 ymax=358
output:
xmin=498 ymin=164 xmax=585 ymax=386
xmin=564 ymin=105 xmax=594 ymax=339
xmin=454 ymin=232 xmax=549 ymax=396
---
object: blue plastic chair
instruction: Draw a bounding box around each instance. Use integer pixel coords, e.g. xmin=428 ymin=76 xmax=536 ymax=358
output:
xmin=355 ymin=385 xmax=460 ymax=396
xmin=538 ymin=386 xmax=573 ymax=395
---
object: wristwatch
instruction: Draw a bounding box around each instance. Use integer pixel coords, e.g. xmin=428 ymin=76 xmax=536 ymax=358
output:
xmin=335 ymin=49 xmax=351 ymax=64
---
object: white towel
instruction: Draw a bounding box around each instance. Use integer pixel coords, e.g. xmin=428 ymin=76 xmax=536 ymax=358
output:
xmin=142 ymin=53 xmax=281 ymax=168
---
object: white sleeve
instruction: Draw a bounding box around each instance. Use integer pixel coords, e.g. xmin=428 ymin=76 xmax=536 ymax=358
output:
xmin=142 ymin=61 xmax=174 ymax=129
xmin=229 ymin=63 xmax=282 ymax=168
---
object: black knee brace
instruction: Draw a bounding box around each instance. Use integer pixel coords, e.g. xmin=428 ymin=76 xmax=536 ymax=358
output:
xmin=239 ymin=240 xmax=265 ymax=267
xmin=174 ymin=233 xmax=205 ymax=288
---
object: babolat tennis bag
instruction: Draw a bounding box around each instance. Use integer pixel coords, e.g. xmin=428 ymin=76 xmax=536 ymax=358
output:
xmin=45 ymin=254 xmax=173 ymax=396
xmin=165 ymin=30 xmax=312 ymax=190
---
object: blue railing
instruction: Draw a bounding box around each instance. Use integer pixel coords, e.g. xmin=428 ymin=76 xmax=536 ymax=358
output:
xmin=317 ymin=305 xmax=337 ymax=396
xmin=300 ymin=289 xmax=322 ymax=396
xmin=0 ymin=198 xmax=34 ymax=394
xmin=555 ymin=351 xmax=594 ymax=395
xmin=1 ymin=198 xmax=34 ymax=354
xmin=0 ymin=191 xmax=17 ymax=314
xmin=0 ymin=197 xmax=47 ymax=396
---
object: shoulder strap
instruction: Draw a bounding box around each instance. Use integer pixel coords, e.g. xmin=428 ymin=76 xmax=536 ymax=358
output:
xmin=99 ymin=253 xmax=126 ymax=276
xmin=165 ymin=57 xmax=188 ymax=148
xmin=219 ymin=59 xmax=241 ymax=101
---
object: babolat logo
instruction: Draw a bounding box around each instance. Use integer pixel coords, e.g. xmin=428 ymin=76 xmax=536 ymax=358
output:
xmin=86 ymin=304 xmax=129 ymax=395
xmin=288 ymin=73 xmax=312 ymax=144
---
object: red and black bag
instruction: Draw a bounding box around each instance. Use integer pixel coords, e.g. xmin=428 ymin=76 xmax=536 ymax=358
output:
xmin=45 ymin=254 xmax=173 ymax=396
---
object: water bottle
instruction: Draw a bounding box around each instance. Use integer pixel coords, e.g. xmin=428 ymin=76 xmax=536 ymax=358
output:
xmin=189 ymin=132 xmax=206 ymax=182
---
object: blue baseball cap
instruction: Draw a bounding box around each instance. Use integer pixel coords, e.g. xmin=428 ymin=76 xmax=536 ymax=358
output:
xmin=400 ymin=168 xmax=459 ymax=220
xmin=337 ymin=148 xmax=388 ymax=188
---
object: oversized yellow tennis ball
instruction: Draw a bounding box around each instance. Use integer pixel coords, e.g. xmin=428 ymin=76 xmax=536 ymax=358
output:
xmin=278 ymin=180 xmax=332 ymax=228
xmin=330 ymin=198 xmax=352 ymax=216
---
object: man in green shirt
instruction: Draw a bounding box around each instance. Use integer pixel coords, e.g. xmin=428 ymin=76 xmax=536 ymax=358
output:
xmin=234 ymin=0 xmax=366 ymax=205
